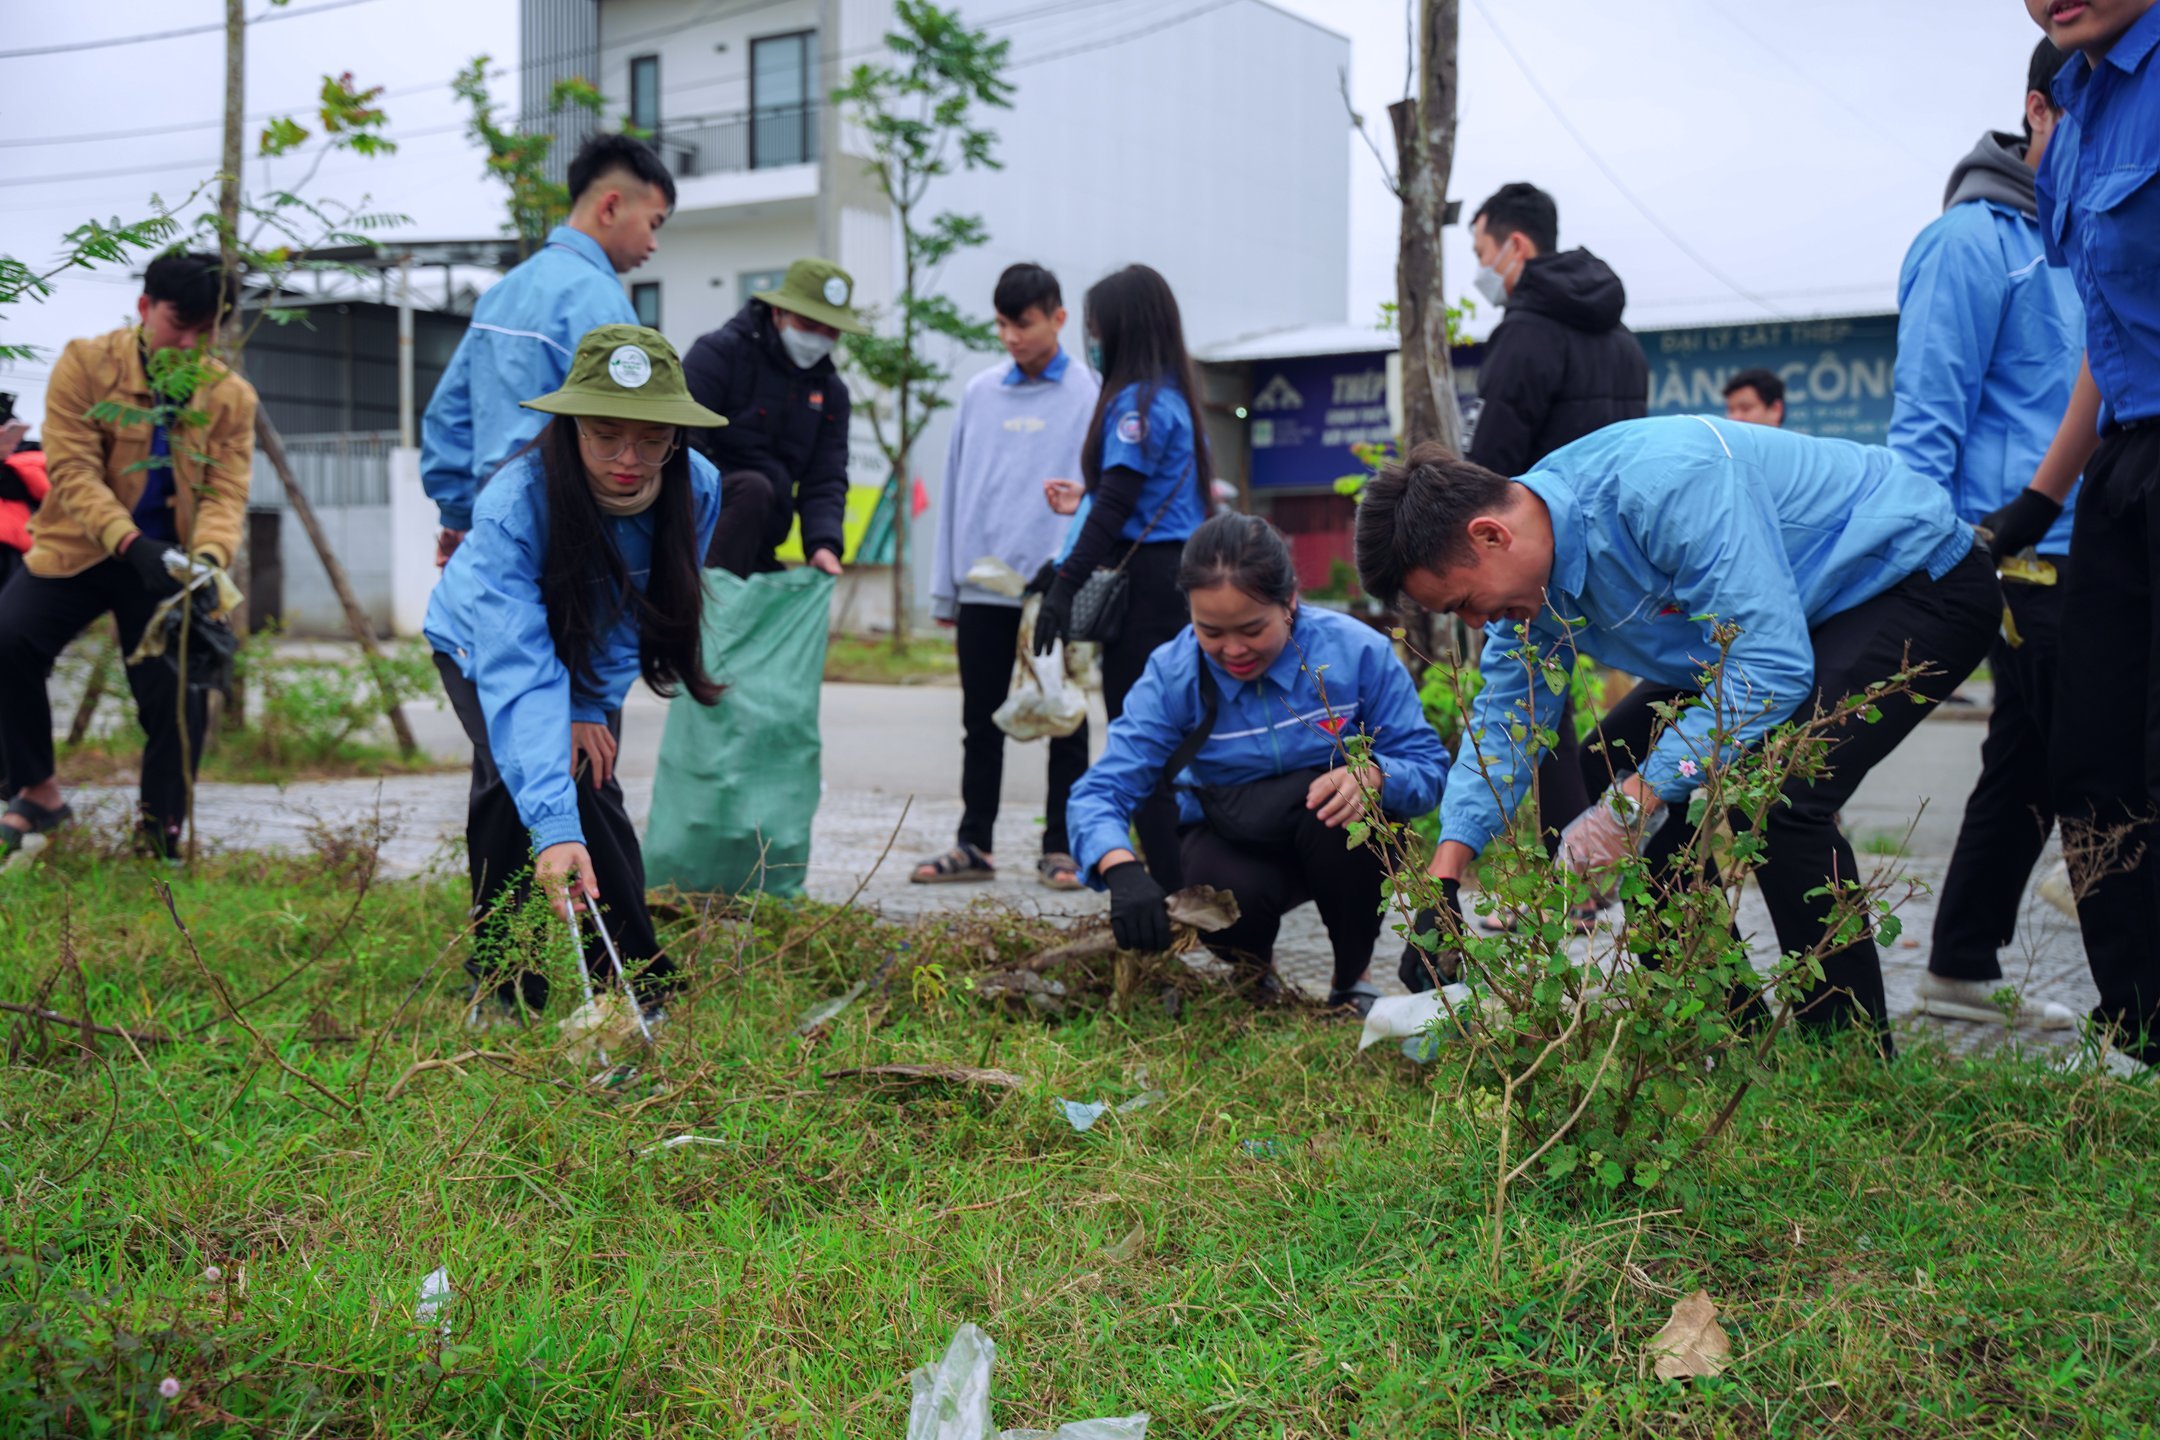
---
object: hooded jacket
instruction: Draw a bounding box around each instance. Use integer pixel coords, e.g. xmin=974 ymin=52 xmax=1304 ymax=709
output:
xmin=1888 ymin=131 xmax=2083 ymax=554
xmin=1467 ymin=248 xmax=1649 ymax=478
xmin=683 ymin=299 xmax=852 ymax=562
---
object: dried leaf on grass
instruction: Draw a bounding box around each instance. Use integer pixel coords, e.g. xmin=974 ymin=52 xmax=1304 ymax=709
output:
xmin=1012 ymin=886 xmax=1241 ymax=973
xmin=1645 ymin=1289 xmax=1731 ymax=1381
xmin=829 ymin=1063 xmax=1027 ymax=1090
xmin=1094 ymin=1223 xmax=1145 ymax=1266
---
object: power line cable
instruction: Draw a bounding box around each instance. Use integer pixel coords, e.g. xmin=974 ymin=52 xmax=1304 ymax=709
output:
xmin=0 ymin=0 xmax=382 ymax=62
xmin=1466 ymin=0 xmax=1788 ymax=321
xmin=0 ymin=121 xmax=467 ymax=190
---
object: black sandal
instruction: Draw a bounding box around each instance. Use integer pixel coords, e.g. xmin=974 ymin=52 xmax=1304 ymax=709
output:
xmin=1 ymin=794 xmax=74 ymax=864
xmin=1037 ymin=852 xmax=1083 ymax=891
xmin=909 ymin=842 xmax=996 ymax=884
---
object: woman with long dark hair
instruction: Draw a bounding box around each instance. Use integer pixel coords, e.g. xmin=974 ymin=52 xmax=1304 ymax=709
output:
xmin=1066 ymin=514 xmax=1450 ymax=1011
xmin=425 ymin=325 xmax=726 ymax=1019
xmin=1033 ymin=263 xmax=1213 ymax=889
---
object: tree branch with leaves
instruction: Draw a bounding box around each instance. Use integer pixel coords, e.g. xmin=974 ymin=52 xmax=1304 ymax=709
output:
xmin=834 ymin=0 xmax=1013 ymax=650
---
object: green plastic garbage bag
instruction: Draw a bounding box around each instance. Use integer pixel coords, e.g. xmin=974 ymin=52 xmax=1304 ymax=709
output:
xmin=643 ymin=568 xmax=832 ymax=897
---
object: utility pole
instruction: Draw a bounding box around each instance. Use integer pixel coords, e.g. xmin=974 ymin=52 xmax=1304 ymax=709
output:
xmin=1393 ymin=0 xmax=1464 ymax=455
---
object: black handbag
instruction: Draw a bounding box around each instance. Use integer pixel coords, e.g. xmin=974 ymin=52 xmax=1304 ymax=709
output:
xmin=1158 ymin=656 xmax=1327 ymax=850
xmin=1067 ymin=481 xmax=1187 ymax=645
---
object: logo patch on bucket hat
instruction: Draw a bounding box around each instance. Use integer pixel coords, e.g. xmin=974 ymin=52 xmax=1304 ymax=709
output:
xmin=608 ymin=345 xmax=653 ymax=389
xmin=822 ymin=276 xmax=851 ymax=307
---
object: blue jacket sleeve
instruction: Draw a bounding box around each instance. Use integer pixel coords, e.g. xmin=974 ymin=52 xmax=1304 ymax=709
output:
xmin=1360 ymin=639 xmax=1450 ymax=817
xmin=1068 ymin=643 xmax=1196 ymax=882
xmin=1437 ymin=620 xmax=1569 ymax=853
xmin=1888 ymin=211 xmax=2005 ymax=505
xmin=1621 ymin=466 xmax=1818 ymax=802
xmin=420 ymin=340 xmax=478 ymax=531
xmin=464 ymin=499 xmax=583 ymax=852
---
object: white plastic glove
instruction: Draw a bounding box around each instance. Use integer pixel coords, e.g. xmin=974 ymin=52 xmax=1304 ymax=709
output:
xmin=1556 ymin=783 xmax=1667 ymax=903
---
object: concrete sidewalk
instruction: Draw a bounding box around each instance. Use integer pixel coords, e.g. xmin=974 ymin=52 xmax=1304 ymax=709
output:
xmin=61 ymin=679 xmax=2098 ymax=1055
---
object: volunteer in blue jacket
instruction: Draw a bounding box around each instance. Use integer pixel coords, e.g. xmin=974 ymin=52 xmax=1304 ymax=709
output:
xmin=1034 ymin=264 xmax=1212 ymax=890
xmin=421 ymin=133 xmax=674 ymax=569
xmin=1889 ymin=36 xmax=2084 ymax=1028
xmin=427 ymin=325 xmax=724 ymax=1018
xmin=1068 ymin=514 xmax=1450 ymax=1011
xmin=1985 ymin=0 xmax=2160 ymax=1070
xmin=1357 ymin=417 xmax=1999 ymax=1042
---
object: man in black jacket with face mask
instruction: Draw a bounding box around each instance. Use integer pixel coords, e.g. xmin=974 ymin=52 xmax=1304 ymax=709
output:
xmin=684 ymin=258 xmax=868 ymax=577
xmin=1464 ymin=182 xmax=1650 ymax=912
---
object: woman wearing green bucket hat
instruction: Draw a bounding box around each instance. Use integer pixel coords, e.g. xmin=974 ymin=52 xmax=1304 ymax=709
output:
xmin=424 ymin=323 xmax=727 ymax=1020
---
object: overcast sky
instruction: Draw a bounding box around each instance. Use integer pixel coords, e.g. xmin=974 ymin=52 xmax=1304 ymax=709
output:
xmin=0 ymin=0 xmax=2054 ymax=431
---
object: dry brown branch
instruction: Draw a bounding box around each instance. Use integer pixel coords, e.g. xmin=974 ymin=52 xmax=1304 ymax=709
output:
xmin=0 ymin=1002 xmax=174 ymax=1048
xmin=825 ymin=1063 xmax=1027 ymax=1090
xmin=156 ymin=880 xmax=357 ymax=1117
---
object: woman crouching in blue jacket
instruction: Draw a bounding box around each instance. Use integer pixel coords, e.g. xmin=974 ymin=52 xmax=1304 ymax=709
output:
xmin=1067 ymin=513 xmax=1449 ymax=1010
xmin=426 ymin=324 xmax=725 ymax=1019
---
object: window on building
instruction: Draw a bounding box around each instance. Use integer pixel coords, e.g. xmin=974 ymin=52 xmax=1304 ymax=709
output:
xmin=738 ymin=268 xmax=788 ymax=302
xmin=750 ymin=30 xmax=817 ymax=168
xmin=632 ymin=282 xmax=661 ymax=329
xmin=629 ymin=54 xmax=660 ymax=136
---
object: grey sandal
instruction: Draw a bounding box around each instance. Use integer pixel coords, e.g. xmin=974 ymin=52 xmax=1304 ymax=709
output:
xmin=910 ymin=842 xmax=996 ymax=884
xmin=1037 ymin=852 xmax=1083 ymax=891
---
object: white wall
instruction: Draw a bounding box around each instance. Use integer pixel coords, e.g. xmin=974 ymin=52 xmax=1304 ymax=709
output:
xmin=597 ymin=0 xmax=822 ymax=126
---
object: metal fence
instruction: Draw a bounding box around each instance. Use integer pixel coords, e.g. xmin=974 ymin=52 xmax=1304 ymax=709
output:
xmin=247 ymin=430 xmax=398 ymax=512
xmin=662 ymin=103 xmax=819 ymax=178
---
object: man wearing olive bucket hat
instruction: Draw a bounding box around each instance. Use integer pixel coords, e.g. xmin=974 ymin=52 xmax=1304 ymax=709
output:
xmin=684 ymin=258 xmax=868 ymax=577
xmin=426 ymin=324 xmax=726 ymax=1021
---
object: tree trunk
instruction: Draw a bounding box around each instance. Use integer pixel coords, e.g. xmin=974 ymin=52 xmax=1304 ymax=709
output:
xmin=1393 ymin=0 xmax=1463 ymax=455
xmin=257 ymin=414 xmax=419 ymax=756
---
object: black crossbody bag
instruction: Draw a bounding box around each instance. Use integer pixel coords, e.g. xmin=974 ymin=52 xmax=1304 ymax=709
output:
xmin=1067 ymin=475 xmax=1188 ymax=645
xmin=1157 ymin=653 xmax=1328 ymax=851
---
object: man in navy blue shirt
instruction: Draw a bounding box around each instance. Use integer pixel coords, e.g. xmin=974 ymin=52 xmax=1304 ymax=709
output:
xmin=1988 ymin=0 xmax=2160 ymax=1069
xmin=1890 ymin=38 xmax=2084 ymax=1028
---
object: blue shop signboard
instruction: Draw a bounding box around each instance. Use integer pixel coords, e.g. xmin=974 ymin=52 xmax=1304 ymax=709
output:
xmin=1634 ymin=313 xmax=1899 ymax=443
xmin=1246 ymin=349 xmax=1393 ymax=490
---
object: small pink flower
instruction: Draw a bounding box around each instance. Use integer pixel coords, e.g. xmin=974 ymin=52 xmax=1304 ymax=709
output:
xmin=203 ymin=1266 xmax=222 ymax=1284
xmin=1678 ymin=759 xmax=1700 ymax=779
xmin=159 ymin=1377 xmax=181 ymax=1399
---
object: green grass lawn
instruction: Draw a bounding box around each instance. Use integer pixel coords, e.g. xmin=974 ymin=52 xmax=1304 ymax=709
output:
xmin=2 ymin=829 xmax=2155 ymax=1437
xmin=823 ymin=632 xmax=959 ymax=686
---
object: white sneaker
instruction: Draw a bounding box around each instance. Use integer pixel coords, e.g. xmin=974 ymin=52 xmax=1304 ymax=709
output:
xmin=1912 ymin=972 xmax=2077 ymax=1031
xmin=2052 ymin=1046 xmax=2152 ymax=1081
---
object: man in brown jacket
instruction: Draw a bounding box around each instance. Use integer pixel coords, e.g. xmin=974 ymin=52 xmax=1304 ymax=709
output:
xmin=0 ymin=253 xmax=257 ymax=860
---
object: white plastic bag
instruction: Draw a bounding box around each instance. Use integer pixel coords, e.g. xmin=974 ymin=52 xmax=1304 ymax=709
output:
xmin=994 ymin=597 xmax=1088 ymax=742
xmin=906 ymin=1323 xmax=1148 ymax=1440
xmin=964 ymin=556 xmax=1031 ymax=599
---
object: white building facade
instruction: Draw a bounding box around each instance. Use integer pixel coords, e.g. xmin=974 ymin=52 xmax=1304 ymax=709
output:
xmin=520 ymin=0 xmax=1352 ymax=621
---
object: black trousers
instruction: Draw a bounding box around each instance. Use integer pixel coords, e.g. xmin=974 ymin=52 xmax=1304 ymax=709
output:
xmin=1181 ymin=806 xmax=1388 ymax=993
xmin=954 ymin=601 xmax=1088 ymax=856
xmin=1101 ymin=541 xmax=1189 ymax=890
xmin=705 ymin=469 xmax=790 ymax=578
xmin=2051 ymin=425 xmax=2160 ymax=1063
xmin=1532 ymin=696 xmax=1589 ymax=859
xmin=435 ymin=653 xmax=673 ymax=1011
xmin=1930 ymin=569 xmax=2067 ymax=981
xmin=0 ymin=558 xmax=207 ymax=848
xmin=1585 ymin=548 xmax=1999 ymax=1034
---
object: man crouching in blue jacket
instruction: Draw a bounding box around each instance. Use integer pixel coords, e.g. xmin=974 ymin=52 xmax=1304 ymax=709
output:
xmin=1356 ymin=415 xmax=2000 ymax=1045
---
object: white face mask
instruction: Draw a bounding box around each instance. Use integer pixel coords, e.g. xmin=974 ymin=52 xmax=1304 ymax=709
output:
xmin=1473 ymin=234 xmax=1516 ymax=308
xmin=779 ymin=323 xmax=836 ymax=369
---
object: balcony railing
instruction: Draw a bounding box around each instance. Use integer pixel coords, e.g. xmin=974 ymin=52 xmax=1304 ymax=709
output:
xmin=655 ymin=102 xmax=820 ymax=179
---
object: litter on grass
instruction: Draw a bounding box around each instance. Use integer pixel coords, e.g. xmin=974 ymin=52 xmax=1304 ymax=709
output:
xmin=905 ymin=1322 xmax=1148 ymax=1440
xmin=1055 ymin=1090 xmax=1164 ymax=1133
xmin=415 ymin=1267 xmax=452 ymax=1336
xmin=797 ymin=978 xmax=870 ymax=1034
xmin=1357 ymin=985 xmax=1477 ymax=1053
xmin=638 ymin=1135 xmax=727 ymax=1155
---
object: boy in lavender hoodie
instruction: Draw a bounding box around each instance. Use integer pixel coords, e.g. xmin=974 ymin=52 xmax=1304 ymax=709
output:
xmin=916 ymin=264 xmax=1100 ymax=889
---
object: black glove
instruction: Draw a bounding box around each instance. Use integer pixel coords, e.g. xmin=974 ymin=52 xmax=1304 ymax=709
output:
xmin=1022 ymin=560 xmax=1058 ymax=598
xmin=1398 ymin=878 xmax=1466 ymax=993
xmin=121 ymin=535 xmax=183 ymax=597
xmin=1979 ymin=489 xmax=2062 ymax=559
xmin=1103 ymin=859 xmax=1171 ymax=953
xmin=1033 ymin=575 xmax=1077 ymax=657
